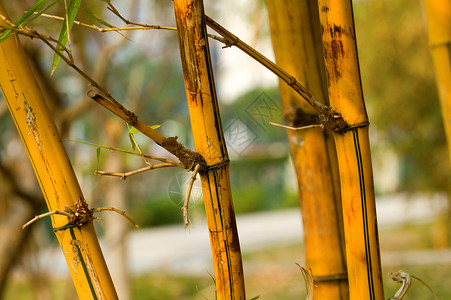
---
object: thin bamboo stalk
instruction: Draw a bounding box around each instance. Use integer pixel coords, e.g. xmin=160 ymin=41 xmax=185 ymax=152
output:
xmin=317 ymin=1 xmax=384 ymax=299
xmin=0 ymin=3 xmax=118 ymax=299
xmin=422 ymin=0 xmax=451 ymax=164
xmin=173 ymin=1 xmax=245 ymax=299
xmin=267 ymin=1 xmax=349 ymax=298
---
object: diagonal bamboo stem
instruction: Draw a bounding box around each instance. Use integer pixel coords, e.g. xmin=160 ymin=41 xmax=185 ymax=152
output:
xmin=0 ymin=3 xmax=118 ymax=299
xmin=173 ymin=1 xmax=245 ymax=299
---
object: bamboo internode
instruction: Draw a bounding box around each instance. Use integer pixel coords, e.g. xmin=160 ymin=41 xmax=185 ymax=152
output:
xmin=0 ymin=3 xmax=118 ymax=299
xmin=318 ymin=0 xmax=385 ymax=299
xmin=267 ymin=0 xmax=349 ymax=298
xmin=173 ymin=0 xmax=246 ymax=299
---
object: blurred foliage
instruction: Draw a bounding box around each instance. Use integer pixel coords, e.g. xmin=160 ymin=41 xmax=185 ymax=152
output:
xmin=354 ymin=0 xmax=451 ymax=192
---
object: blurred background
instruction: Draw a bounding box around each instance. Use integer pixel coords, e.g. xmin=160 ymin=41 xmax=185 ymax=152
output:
xmin=0 ymin=0 xmax=450 ymax=299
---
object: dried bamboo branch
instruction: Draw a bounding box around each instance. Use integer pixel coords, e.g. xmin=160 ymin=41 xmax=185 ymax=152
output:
xmin=182 ymin=163 xmax=201 ymax=227
xmin=23 ymin=203 xmax=139 ymax=229
xmin=91 ymin=207 xmax=139 ymax=228
xmin=269 ymin=121 xmax=324 ymax=131
xmin=205 ymin=16 xmax=345 ymax=121
xmin=94 ymin=163 xmax=177 ymax=179
xmin=22 ymin=210 xmax=74 ymax=229
xmin=0 ymin=22 xmax=206 ymax=171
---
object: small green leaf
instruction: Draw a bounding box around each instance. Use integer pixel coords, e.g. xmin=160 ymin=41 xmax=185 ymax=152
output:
xmin=128 ymin=124 xmax=161 ymax=134
xmin=23 ymin=0 xmax=60 ymax=27
xmin=96 ymin=147 xmax=101 ymax=170
xmin=0 ymin=0 xmax=51 ymax=42
xmin=128 ymin=133 xmax=136 ymax=151
xmin=79 ymin=7 xmax=115 ymax=28
xmin=51 ymin=0 xmax=82 ymax=75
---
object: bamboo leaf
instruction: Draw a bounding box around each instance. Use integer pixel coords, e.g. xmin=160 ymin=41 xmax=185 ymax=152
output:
xmin=96 ymin=147 xmax=101 ymax=170
xmin=80 ymin=7 xmax=115 ymax=28
xmin=71 ymin=140 xmax=143 ymax=157
xmin=51 ymin=0 xmax=82 ymax=75
xmin=23 ymin=0 xmax=60 ymax=27
xmin=0 ymin=0 xmax=51 ymax=42
xmin=128 ymin=124 xmax=161 ymax=134
xmin=128 ymin=133 xmax=136 ymax=151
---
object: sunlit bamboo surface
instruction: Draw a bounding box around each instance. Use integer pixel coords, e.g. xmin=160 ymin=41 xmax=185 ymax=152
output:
xmin=317 ymin=0 xmax=385 ymax=299
xmin=0 ymin=3 xmax=118 ymax=299
xmin=267 ymin=0 xmax=349 ymax=299
xmin=173 ymin=0 xmax=246 ymax=299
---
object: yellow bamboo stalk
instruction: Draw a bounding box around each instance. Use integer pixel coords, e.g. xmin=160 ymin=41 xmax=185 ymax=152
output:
xmin=173 ymin=1 xmax=245 ymax=299
xmin=267 ymin=1 xmax=348 ymax=298
xmin=422 ymin=0 xmax=451 ymax=164
xmin=0 ymin=3 xmax=118 ymax=299
xmin=317 ymin=1 xmax=384 ymax=299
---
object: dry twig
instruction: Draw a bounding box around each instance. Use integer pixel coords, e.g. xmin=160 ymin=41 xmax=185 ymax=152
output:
xmin=269 ymin=121 xmax=324 ymax=131
xmin=182 ymin=164 xmax=201 ymax=227
xmin=296 ymin=263 xmax=314 ymax=300
xmin=95 ymin=163 xmax=178 ymax=179
xmin=22 ymin=198 xmax=139 ymax=230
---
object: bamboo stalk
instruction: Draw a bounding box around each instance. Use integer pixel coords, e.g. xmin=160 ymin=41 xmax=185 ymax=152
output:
xmin=267 ymin=1 xmax=348 ymax=298
xmin=317 ymin=1 xmax=385 ymax=299
xmin=0 ymin=3 xmax=118 ymax=299
xmin=422 ymin=0 xmax=451 ymax=164
xmin=173 ymin=1 xmax=245 ymax=299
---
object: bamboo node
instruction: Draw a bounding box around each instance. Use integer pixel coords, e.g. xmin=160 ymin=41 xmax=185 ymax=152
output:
xmin=125 ymin=111 xmax=138 ymax=126
xmin=319 ymin=108 xmax=347 ymax=132
xmin=22 ymin=197 xmax=139 ymax=230
xmin=162 ymin=136 xmax=207 ymax=171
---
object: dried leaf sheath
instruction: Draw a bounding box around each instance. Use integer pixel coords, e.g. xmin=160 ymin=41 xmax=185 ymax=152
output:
xmin=173 ymin=0 xmax=245 ymax=299
xmin=0 ymin=3 xmax=117 ymax=300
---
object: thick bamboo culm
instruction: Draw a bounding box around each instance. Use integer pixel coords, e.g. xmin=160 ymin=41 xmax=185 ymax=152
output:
xmin=317 ymin=1 xmax=385 ymax=299
xmin=173 ymin=0 xmax=246 ymax=299
xmin=0 ymin=3 xmax=118 ymax=300
xmin=422 ymin=0 xmax=451 ymax=164
xmin=267 ymin=1 xmax=348 ymax=299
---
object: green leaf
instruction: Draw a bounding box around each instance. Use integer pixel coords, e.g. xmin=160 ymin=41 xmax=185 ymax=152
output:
xmin=128 ymin=124 xmax=161 ymax=134
xmin=51 ymin=0 xmax=82 ymax=75
xmin=96 ymin=147 xmax=101 ymax=170
xmin=79 ymin=7 xmax=115 ymax=28
xmin=128 ymin=133 xmax=136 ymax=151
xmin=22 ymin=0 xmax=60 ymax=27
xmin=0 ymin=0 xmax=51 ymax=42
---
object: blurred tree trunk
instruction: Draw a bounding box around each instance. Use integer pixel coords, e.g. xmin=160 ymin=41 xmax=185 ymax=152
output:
xmin=267 ymin=1 xmax=348 ymax=298
xmin=422 ymin=0 xmax=451 ymax=249
xmin=103 ymin=120 xmax=131 ymax=300
xmin=317 ymin=1 xmax=384 ymax=299
xmin=422 ymin=0 xmax=451 ymax=164
xmin=0 ymin=196 xmax=35 ymax=297
xmin=173 ymin=0 xmax=245 ymax=299
xmin=0 ymin=3 xmax=118 ymax=299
